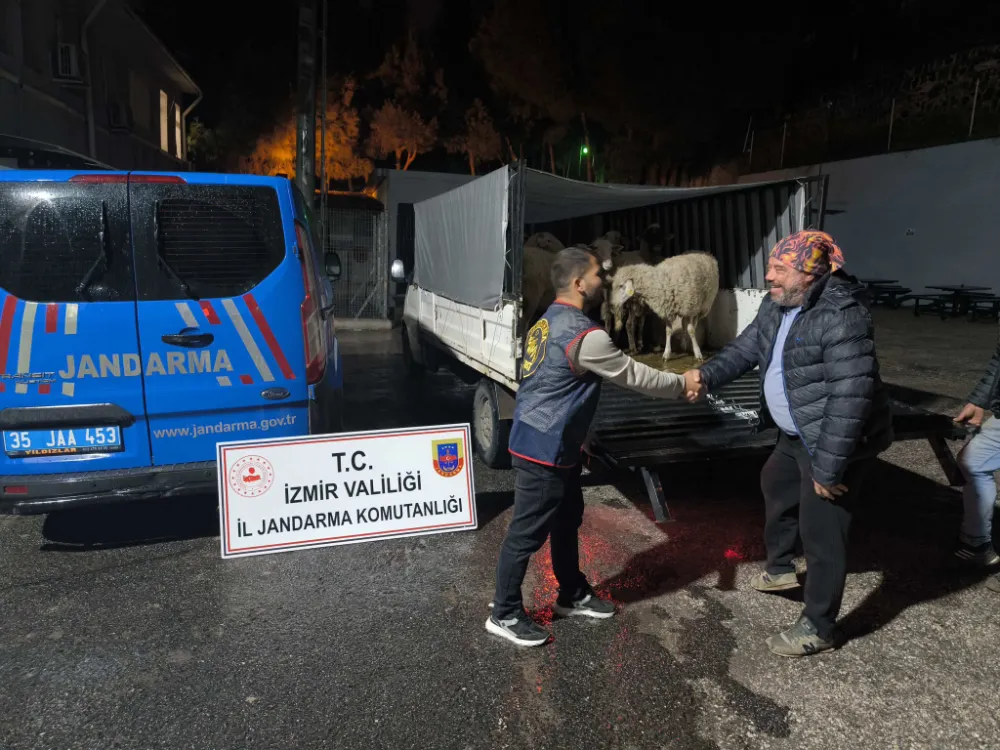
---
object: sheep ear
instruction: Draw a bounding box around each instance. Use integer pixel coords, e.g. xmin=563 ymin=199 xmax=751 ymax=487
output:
xmin=611 ymin=244 xmax=624 ymax=256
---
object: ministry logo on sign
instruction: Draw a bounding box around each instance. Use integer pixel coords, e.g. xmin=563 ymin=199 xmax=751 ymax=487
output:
xmin=229 ymin=454 xmax=275 ymax=498
xmin=432 ymin=438 xmax=465 ymax=477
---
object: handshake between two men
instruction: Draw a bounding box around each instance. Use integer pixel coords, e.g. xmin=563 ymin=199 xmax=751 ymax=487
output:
xmin=682 ymin=368 xmax=706 ymax=404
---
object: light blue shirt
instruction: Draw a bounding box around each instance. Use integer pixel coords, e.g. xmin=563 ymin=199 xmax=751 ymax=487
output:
xmin=763 ymin=307 xmax=801 ymax=435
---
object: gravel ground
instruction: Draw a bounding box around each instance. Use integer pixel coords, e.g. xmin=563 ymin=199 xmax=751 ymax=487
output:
xmin=0 ymin=323 xmax=998 ymax=750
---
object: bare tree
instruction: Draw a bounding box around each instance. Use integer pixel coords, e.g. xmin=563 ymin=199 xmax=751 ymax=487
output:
xmin=239 ymin=78 xmax=373 ymax=184
xmin=445 ymin=99 xmax=502 ymax=175
xmin=366 ymin=29 xmax=447 ymax=170
xmin=368 ymin=101 xmax=438 ymax=171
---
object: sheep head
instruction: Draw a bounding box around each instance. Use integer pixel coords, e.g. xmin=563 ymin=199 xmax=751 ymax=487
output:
xmin=524 ymin=232 xmax=564 ymax=252
xmin=601 ymin=230 xmax=626 ymax=248
xmin=588 ymin=238 xmax=624 ymax=271
xmin=639 ymin=223 xmax=665 ymax=258
xmin=616 ymin=278 xmax=637 ymax=309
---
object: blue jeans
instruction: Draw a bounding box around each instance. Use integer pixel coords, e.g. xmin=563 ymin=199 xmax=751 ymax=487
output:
xmin=958 ymin=416 xmax=1000 ymax=546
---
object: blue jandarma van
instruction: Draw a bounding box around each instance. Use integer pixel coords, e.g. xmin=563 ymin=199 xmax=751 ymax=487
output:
xmin=0 ymin=170 xmax=344 ymax=513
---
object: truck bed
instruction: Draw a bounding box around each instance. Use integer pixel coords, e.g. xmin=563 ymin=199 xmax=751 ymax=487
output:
xmin=589 ymin=371 xmax=972 ymax=521
xmin=592 ymin=373 xmax=776 ymax=466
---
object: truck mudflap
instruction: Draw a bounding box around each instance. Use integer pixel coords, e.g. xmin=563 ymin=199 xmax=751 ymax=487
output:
xmin=587 ymin=372 xmax=974 ymax=523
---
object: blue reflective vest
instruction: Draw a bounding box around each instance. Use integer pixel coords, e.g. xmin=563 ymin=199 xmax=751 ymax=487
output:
xmin=508 ymin=302 xmax=603 ymax=467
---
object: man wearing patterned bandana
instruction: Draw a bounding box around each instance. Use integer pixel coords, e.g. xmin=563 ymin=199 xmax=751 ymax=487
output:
xmin=691 ymin=230 xmax=893 ymax=656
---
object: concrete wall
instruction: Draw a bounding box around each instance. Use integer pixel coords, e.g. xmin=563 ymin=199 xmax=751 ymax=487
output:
xmin=705 ymin=288 xmax=767 ymax=350
xmin=740 ymin=138 xmax=1000 ymax=293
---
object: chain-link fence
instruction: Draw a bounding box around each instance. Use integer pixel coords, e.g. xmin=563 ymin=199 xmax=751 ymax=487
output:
xmin=320 ymin=207 xmax=389 ymax=319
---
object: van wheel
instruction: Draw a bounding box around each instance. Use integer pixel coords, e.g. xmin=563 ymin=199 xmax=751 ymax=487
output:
xmin=401 ymin=325 xmax=425 ymax=379
xmin=473 ymin=380 xmax=512 ymax=469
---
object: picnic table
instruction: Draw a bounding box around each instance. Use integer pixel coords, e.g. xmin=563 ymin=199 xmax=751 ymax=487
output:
xmin=866 ymin=284 xmax=912 ymax=308
xmin=859 ymin=278 xmax=899 ymax=287
xmin=926 ymin=285 xmax=992 ymax=317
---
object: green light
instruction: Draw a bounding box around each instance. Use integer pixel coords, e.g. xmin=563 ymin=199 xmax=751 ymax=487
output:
xmin=581 ymin=145 xmax=589 ymax=155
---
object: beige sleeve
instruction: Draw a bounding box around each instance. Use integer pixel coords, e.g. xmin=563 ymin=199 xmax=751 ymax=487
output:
xmin=571 ymin=329 xmax=686 ymax=399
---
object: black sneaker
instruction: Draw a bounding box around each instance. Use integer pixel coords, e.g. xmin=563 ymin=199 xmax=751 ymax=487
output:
xmin=485 ymin=612 xmax=551 ymax=646
xmin=986 ymin=573 xmax=1000 ymax=593
xmin=954 ymin=541 xmax=1000 ymax=567
xmin=553 ymin=591 xmax=616 ymax=619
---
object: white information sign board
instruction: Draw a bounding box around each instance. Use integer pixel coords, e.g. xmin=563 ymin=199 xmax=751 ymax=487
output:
xmin=217 ymin=423 xmax=476 ymax=559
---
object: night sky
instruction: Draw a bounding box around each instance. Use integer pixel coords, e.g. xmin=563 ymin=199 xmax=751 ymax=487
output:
xmin=137 ymin=0 xmax=1000 ymax=173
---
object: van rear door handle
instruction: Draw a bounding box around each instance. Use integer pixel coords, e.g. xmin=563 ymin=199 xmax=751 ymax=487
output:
xmin=162 ymin=332 xmax=214 ymax=348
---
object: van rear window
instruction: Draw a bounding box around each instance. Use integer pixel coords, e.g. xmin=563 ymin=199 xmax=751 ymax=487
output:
xmin=0 ymin=182 xmax=134 ymax=302
xmin=130 ymin=184 xmax=286 ymax=300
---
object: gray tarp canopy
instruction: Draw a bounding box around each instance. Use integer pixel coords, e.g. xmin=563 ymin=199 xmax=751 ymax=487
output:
xmin=413 ymin=166 xmax=785 ymax=310
xmin=522 ymin=168 xmax=776 ymax=224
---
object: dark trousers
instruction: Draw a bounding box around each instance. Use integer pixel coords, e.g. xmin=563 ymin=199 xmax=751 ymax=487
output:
xmin=760 ymin=432 xmax=872 ymax=640
xmin=492 ymin=457 xmax=588 ymax=619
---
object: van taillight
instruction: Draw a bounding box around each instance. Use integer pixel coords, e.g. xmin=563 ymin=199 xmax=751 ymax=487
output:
xmin=295 ymin=221 xmax=327 ymax=385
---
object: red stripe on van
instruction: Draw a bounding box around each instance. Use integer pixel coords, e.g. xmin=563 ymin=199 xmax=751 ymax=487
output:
xmin=240 ymin=374 xmax=254 ymax=385
xmin=38 ymin=383 xmax=51 ymax=395
xmin=0 ymin=296 xmax=17 ymax=373
xmin=45 ymin=304 xmax=59 ymax=333
xmin=243 ymin=294 xmax=296 ymax=380
xmin=200 ymin=300 xmax=221 ymax=325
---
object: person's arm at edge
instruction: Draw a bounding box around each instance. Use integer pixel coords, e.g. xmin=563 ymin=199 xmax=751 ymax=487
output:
xmin=571 ymin=329 xmax=685 ymax=399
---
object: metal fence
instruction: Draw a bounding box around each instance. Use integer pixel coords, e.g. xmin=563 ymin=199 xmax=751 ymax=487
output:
xmin=742 ymin=74 xmax=1000 ymax=174
xmin=602 ymin=177 xmax=827 ymax=290
xmin=320 ymin=207 xmax=389 ymax=319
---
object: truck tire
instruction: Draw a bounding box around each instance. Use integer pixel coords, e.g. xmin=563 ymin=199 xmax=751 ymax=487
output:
xmin=401 ymin=324 xmax=425 ymax=380
xmin=473 ymin=379 xmax=512 ymax=469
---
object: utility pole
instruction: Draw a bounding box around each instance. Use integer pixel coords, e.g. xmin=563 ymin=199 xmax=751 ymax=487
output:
xmin=319 ymin=0 xmax=328 ymax=254
xmin=295 ymin=0 xmax=319 ymax=200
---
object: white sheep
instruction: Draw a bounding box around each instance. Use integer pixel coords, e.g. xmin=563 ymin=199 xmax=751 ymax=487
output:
xmin=601 ymin=248 xmax=653 ymax=339
xmin=611 ymin=251 xmax=719 ymax=361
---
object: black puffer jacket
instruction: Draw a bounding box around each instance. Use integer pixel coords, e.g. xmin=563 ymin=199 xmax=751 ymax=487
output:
xmin=967 ymin=327 xmax=1000 ymax=415
xmin=699 ymin=271 xmax=893 ymax=486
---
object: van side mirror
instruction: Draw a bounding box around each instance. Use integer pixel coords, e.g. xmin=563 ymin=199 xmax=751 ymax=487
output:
xmin=390 ymin=258 xmax=407 ymax=283
xmin=325 ymin=252 xmax=342 ymax=281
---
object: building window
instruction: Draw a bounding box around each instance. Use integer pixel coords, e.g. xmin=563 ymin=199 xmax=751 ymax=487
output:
xmin=174 ymin=104 xmax=183 ymax=159
xmin=159 ymin=90 xmax=169 ymax=152
xmin=130 ymin=71 xmax=149 ymax=131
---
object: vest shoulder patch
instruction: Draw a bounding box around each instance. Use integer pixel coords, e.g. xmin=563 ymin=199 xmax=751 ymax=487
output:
xmin=522 ymin=318 xmax=550 ymax=378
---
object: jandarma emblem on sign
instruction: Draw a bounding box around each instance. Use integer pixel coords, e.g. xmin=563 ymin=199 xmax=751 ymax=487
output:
xmin=229 ymin=455 xmax=275 ymax=498
xmin=432 ymin=438 xmax=465 ymax=477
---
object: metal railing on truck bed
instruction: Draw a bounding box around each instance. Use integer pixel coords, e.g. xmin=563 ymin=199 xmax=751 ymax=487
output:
xmin=587 ymin=372 xmax=973 ymax=522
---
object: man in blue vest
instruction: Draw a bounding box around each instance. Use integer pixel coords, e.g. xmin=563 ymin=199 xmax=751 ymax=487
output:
xmin=487 ymin=246 xmax=699 ymax=646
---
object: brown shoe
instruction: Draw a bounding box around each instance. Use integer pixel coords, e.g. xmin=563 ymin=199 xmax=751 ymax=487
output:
xmin=750 ymin=571 xmax=800 ymax=592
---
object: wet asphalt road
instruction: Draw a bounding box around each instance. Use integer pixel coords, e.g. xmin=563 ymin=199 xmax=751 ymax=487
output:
xmin=1 ymin=331 xmax=999 ymax=750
